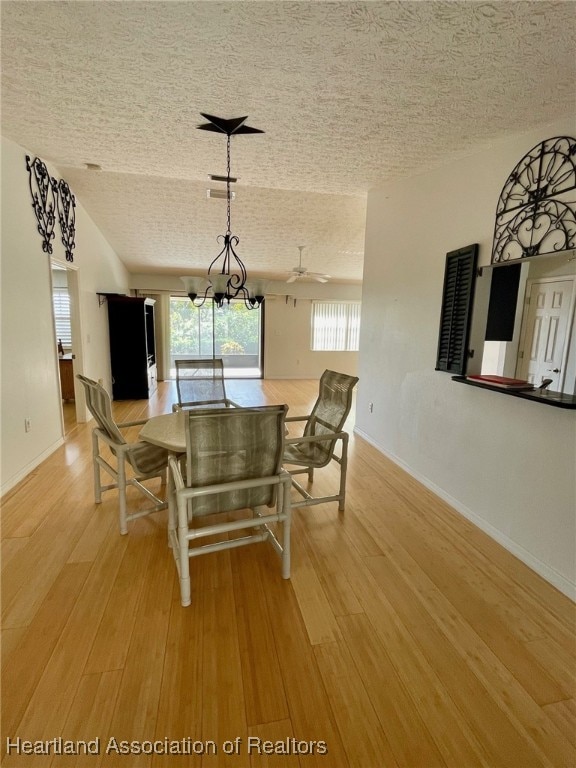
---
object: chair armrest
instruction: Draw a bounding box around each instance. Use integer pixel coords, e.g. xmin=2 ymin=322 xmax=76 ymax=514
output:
xmin=93 ymin=427 xmax=155 ymax=456
xmin=174 ymin=399 xmax=243 ymax=410
xmin=179 ymin=473 xmax=286 ymax=501
xmin=175 ymin=399 xmax=238 ymax=410
xmin=93 ymin=427 xmax=130 ymax=453
xmin=285 ymin=414 xmax=311 ymax=423
xmin=284 ymin=430 xmax=347 ymax=445
xmin=117 ymin=419 xmax=150 ymax=428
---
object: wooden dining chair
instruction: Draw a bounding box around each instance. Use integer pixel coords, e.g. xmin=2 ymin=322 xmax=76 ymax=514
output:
xmin=168 ymin=404 xmax=292 ymax=606
xmin=77 ymin=374 xmax=168 ymax=534
xmin=283 ymin=369 xmax=359 ymax=511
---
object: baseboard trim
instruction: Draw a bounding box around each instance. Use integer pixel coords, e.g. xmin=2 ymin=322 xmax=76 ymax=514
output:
xmin=1 ymin=437 xmax=65 ymax=497
xmin=353 ymin=427 xmax=576 ymax=601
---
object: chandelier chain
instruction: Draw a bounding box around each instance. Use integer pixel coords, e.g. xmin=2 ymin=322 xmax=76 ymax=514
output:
xmin=226 ymin=135 xmax=231 ymax=235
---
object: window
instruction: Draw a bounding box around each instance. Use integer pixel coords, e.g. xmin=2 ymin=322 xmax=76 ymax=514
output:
xmin=169 ymin=296 xmax=263 ymax=377
xmin=52 ymin=287 xmax=72 ymax=348
xmin=311 ymin=301 xmax=361 ymax=351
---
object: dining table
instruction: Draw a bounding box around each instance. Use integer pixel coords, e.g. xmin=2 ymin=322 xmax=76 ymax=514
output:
xmin=139 ymin=409 xmax=188 ymax=454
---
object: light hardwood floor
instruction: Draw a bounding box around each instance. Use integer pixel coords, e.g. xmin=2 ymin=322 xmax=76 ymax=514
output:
xmin=2 ymin=379 xmax=575 ymax=768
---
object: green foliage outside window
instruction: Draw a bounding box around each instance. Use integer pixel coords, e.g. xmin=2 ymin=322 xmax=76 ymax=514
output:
xmin=220 ymin=340 xmax=245 ymax=354
xmin=170 ymin=297 xmax=260 ymax=357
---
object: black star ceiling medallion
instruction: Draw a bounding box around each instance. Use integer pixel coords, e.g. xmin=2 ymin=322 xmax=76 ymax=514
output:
xmin=196 ymin=113 xmax=265 ymax=136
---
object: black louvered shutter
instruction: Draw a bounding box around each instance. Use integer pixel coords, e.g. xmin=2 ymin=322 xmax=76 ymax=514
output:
xmin=435 ymin=244 xmax=478 ymax=375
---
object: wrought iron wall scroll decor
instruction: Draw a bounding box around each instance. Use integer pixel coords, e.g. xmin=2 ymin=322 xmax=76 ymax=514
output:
xmin=55 ymin=179 xmax=76 ymax=261
xmin=491 ymin=136 xmax=576 ymax=263
xmin=25 ymin=155 xmax=76 ymax=261
xmin=26 ymin=155 xmax=57 ymax=254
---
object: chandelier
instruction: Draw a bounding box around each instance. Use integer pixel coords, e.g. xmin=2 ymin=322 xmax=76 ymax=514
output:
xmin=182 ymin=113 xmax=267 ymax=310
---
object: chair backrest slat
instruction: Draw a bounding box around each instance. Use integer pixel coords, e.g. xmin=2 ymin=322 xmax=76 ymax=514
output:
xmin=175 ymin=358 xmax=229 ymax=408
xmin=76 ymin=374 xmax=126 ymax=445
xmin=184 ymin=404 xmax=287 ymax=516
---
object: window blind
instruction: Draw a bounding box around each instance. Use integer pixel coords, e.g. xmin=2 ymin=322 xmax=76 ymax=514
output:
xmin=52 ymin=287 xmax=72 ymax=347
xmin=311 ymin=301 xmax=361 ymax=351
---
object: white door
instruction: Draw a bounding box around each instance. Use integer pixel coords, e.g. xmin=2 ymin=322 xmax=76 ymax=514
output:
xmin=516 ymin=278 xmax=575 ymax=391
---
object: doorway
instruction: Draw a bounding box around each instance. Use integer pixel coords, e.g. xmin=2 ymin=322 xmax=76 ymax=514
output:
xmin=50 ymin=260 xmax=84 ymax=432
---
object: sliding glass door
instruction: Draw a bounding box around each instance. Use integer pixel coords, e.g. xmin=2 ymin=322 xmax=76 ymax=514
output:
xmin=169 ymin=297 xmax=263 ymax=377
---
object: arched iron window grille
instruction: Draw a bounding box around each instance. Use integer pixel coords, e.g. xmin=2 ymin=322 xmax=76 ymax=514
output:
xmin=491 ymin=136 xmax=576 ymax=263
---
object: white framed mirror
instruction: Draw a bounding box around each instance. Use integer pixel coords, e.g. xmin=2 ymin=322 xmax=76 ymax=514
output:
xmin=472 ymin=249 xmax=576 ymax=395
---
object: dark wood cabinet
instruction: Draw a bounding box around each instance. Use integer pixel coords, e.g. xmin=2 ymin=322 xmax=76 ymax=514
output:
xmin=58 ymin=355 xmax=75 ymax=400
xmin=106 ymin=296 xmax=157 ymax=400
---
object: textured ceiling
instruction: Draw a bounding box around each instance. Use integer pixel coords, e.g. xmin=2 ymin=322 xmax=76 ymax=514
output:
xmin=1 ymin=1 xmax=575 ymax=284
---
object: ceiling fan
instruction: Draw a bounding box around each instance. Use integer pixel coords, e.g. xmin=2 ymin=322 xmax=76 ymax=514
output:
xmin=286 ymin=246 xmax=330 ymax=283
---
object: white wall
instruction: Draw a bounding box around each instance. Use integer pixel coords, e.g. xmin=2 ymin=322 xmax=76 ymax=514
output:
xmin=1 ymin=137 xmax=130 ymax=494
xmin=263 ymin=296 xmax=358 ymax=379
xmin=357 ymin=116 xmax=576 ymax=598
xmin=129 ymin=274 xmax=361 ymax=379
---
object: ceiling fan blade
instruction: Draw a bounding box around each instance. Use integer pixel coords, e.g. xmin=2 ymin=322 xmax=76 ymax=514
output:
xmin=313 ymin=276 xmax=329 ymax=283
xmin=286 ymin=275 xmax=298 ymax=283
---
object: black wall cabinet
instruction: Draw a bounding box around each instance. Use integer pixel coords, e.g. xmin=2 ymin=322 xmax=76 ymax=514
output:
xmin=106 ymin=296 xmax=157 ymax=400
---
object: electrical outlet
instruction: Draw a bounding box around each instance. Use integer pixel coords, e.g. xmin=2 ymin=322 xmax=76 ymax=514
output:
xmin=24 ymin=418 xmax=31 ymax=432
xmin=369 ymin=402 xmax=374 ymax=413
